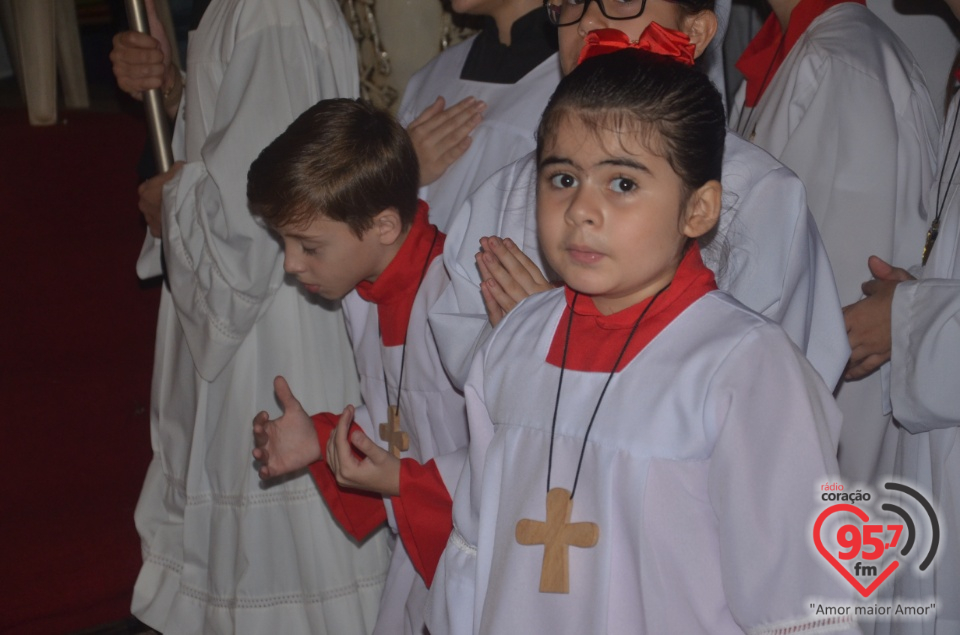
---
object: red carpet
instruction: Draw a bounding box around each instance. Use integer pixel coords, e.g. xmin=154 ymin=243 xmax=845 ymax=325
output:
xmin=0 ymin=109 xmax=160 ymax=634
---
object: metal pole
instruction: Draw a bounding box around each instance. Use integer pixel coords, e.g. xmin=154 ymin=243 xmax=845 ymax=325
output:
xmin=124 ymin=0 xmax=174 ymax=172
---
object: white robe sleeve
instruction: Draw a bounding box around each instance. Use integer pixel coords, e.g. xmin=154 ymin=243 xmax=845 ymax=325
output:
xmin=888 ymin=90 xmax=960 ymax=433
xmin=424 ymin=342 xmax=495 ymax=635
xmin=161 ymin=12 xmax=358 ymax=381
xmin=889 ymin=279 xmax=960 ymax=431
xmin=708 ymin=133 xmax=849 ymax=389
xmin=771 ymin=54 xmax=938 ymax=304
xmin=428 ymin=154 xmax=541 ymax=388
xmin=706 ymin=324 xmax=859 ymax=633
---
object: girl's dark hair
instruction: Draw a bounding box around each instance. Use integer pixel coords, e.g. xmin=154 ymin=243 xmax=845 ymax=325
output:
xmin=537 ymin=47 xmax=725 ymax=199
xmin=247 ymin=98 xmax=419 ymax=237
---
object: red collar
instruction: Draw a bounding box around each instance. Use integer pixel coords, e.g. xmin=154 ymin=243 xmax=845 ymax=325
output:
xmin=736 ymin=0 xmax=864 ymax=107
xmin=546 ymin=245 xmax=717 ymax=372
xmin=355 ymin=201 xmax=444 ymax=347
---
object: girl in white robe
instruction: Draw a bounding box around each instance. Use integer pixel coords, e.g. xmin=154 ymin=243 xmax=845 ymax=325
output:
xmin=428 ymin=46 xmax=857 ymax=635
xmin=728 ymin=0 xmax=941 ymax=485
xmin=128 ymin=2 xmax=392 ymax=632
xmin=427 ymin=0 xmax=848 ymax=393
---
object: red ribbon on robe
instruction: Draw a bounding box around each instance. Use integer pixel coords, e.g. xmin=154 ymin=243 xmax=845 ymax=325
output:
xmin=577 ymin=22 xmax=696 ymax=67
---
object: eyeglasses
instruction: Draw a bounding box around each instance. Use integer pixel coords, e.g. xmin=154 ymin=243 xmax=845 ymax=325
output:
xmin=544 ymin=0 xmax=649 ymax=27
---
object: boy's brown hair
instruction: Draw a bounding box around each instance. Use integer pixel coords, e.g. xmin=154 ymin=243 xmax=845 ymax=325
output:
xmin=247 ymin=98 xmax=420 ymax=236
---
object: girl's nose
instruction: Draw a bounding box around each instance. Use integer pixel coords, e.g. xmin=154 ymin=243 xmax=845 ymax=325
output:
xmin=566 ymin=186 xmax=601 ymax=227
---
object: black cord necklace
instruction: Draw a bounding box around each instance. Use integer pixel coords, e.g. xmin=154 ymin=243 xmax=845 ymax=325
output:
xmin=515 ymin=284 xmax=669 ymax=594
xmin=378 ymin=226 xmax=440 ymax=458
xmin=546 ymin=285 xmax=669 ymax=497
xmin=924 ymin=99 xmax=960 ymax=266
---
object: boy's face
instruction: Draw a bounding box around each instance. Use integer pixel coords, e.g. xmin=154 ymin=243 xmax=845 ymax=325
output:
xmin=279 ymin=214 xmax=385 ymax=300
xmin=536 ymin=115 xmax=697 ymax=316
xmin=557 ymin=0 xmax=691 ymax=75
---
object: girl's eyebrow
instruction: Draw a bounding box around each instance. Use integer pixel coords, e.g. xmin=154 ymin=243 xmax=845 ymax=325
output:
xmin=599 ymin=157 xmax=651 ymax=174
xmin=539 ymin=156 xmax=574 ymax=169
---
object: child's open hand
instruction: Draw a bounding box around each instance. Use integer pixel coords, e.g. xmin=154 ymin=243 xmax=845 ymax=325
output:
xmin=476 ymin=236 xmax=553 ymax=327
xmin=326 ymin=406 xmax=401 ymax=497
xmin=408 ymin=96 xmax=486 ymax=186
xmin=252 ymin=375 xmax=322 ymax=480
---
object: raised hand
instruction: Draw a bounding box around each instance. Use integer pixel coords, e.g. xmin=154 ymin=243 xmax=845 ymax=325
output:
xmin=476 ymin=236 xmax=553 ymax=327
xmin=408 ymin=96 xmax=486 ymax=186
xmin=325 ymin=406 xmax=401 ymax=497
xmin=843 ymin=256 xmax=915 ymax=380
xmin=252 ymin=376 xmax=323 ymax=480
xmin=137 ymin=161 xmax=183 ymax=237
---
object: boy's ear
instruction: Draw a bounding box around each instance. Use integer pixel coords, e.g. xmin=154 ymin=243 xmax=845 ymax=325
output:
xmin=682 ymin=10 xmax=718 ymax=59
xmin=682 ymin=180 xmax=721 ymax=239
xmin=372 ymin=207 xmax=404 ymax=245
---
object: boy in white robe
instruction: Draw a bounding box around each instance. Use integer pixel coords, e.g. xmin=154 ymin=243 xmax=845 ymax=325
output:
xmin=397 ymin=0 xmax=561 ymax=231
xmin=728 ymin=0 xmax=941 ymax=485
xmin=428 ymin=0 xmax=848 ymax=392
xmin=110 ymin=2 xmax=391 ymax=632
xmin=843 ymin=22 xmax=960 ymax=630
xmin=428 ymin=45 xmax=858 ymax=635
xmin=249 ymin=99 xmax=469 ymax=635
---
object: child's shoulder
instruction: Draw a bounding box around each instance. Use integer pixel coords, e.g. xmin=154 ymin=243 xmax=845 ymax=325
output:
xmin=684 ymin=291 xmax=801 ymax=356
xmin=802 ymin=3 xmax=922 ymax=89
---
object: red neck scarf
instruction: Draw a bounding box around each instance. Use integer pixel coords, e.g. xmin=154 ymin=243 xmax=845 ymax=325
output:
xmin=736 ymin=0 xmax=864 ymax=107
xmin=577 ymin=22 xmax=696 ymax=66
xmin=546 ymin=244 xmax=717 ymax=372
xmin=355 ymin=201 xmax=444 ymax=347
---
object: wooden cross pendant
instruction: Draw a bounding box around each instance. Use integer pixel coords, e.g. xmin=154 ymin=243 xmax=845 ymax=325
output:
xmin=515 ymin=487 xmax=599 ymax=593
xmin=379 ymin=405 xmax=409 ymax=458
xmin=922 ymin=217 xmax=941 ymax=266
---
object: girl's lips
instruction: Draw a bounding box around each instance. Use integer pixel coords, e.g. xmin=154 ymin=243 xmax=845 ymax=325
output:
xmin=566 ymin=245 xmax=604 ymax=264
xmin=302 ymin=283 xmax=321 ymax=294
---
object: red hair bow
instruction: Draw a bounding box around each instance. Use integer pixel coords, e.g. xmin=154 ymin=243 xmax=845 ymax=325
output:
xmin=577 ymin=22 xmax=696 ymax=67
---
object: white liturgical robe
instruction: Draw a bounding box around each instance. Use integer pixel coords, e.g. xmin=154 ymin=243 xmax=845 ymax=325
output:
xmin=131 ymin=1 xmax=391 ymax=632
xmin=729 ymin=2 xmax=940 ymax=485
xmin=308 ymin=217 xmax=468 ymax=635
xmin=427 ymin=250 xmax=857 ymax=635
xmin=876 ymin=91 xmax=960 ymax=635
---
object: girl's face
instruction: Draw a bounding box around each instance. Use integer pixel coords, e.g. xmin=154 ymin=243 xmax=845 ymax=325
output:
xmin=536 ymin=114 xmax=712 ymax=315
xmin=557 ymin=0 xmax=713 ymax=74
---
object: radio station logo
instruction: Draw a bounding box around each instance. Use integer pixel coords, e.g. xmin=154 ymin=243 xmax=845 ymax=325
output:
xmin=813 ymin=481 xmax=939 ymax=598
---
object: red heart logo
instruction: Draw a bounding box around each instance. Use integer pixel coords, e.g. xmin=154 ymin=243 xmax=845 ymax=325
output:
xmin=813 ymin=504 xmax=899 ymax=597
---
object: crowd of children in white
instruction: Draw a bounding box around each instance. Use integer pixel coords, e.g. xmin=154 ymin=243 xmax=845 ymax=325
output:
xmin=109 ymin=0 xmax=959 ymax=633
